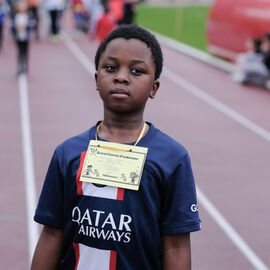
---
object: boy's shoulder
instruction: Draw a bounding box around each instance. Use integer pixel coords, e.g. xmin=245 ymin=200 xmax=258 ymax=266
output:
xmin=145 ymin=124 xmax=192 ymax=179
xmin=147 ymin=123 xmax=189 ymax=160
xmin=150 ymin=123 xmax=187 ymax=153
xmin=54 ymin=128 xmax=92 ymax=160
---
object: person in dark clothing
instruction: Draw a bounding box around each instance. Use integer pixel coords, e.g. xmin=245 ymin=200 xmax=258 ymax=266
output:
xmin=262 ymin=33 xmax=270 ymax=70
xmin=14 ymin=0 xmax=30 ymax=74
xmin=119 ymin=0 xmax=136 ymax=25
xmin=28 ymin=0 xmax=40 ymax=40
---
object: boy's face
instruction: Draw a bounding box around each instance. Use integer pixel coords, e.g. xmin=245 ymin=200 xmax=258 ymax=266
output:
xmin=95 ymin=38 xmax=159 ymax=114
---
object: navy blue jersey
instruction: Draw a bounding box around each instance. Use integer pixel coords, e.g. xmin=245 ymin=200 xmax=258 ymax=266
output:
xmin=34 ymin=122 xmax=201 ymax=270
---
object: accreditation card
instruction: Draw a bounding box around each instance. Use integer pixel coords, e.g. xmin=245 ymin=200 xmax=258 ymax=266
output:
xmin=80 ymin=140 xmax=148 ymax=190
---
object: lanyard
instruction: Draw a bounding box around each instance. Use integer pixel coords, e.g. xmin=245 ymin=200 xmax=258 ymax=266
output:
xmin=95 ymin=121 xmax=147 ymax=151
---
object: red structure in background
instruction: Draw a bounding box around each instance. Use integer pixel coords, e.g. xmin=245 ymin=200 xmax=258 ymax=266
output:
xmin=207 ymin=0 xmax=270 ymax=61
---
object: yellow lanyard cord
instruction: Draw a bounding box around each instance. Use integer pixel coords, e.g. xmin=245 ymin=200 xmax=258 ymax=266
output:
xmin=134 ymin=122 xmax=147 ymax=146
xmin=95 ymin=121 xmax=147 ymax=151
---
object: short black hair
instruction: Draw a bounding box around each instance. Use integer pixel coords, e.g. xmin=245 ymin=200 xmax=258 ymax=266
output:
xmin=95 ymin=24 xmax=163 ymax=80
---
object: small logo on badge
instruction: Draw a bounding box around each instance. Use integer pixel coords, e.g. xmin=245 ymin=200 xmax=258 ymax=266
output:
xmin=90 ymin=147 xmax=97 ymax=153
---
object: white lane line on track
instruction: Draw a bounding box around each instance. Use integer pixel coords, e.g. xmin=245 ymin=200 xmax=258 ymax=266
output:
xmin=163 ymin=67 xmax=270 ymax=143
xmin=197 ymin=188 xmax=269 ymax=270
xmin=61 ymin=33 xmax=270 ymax=270
xmin=60 ymin=32 xmax=96 ymax=75
xmin=18 ymin=74 xmax=39 ymax=265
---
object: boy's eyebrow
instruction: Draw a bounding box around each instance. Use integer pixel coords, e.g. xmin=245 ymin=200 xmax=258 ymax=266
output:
xmin=105 ymin=56 xmax=149 ymax=66
xmin=131 ymin=60 xmax=149 ymax=66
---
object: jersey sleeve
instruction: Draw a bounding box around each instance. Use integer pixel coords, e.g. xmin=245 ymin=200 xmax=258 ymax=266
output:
xmin=34 ymin=149 xmax=64 ymax=228
xmin=161 ymin=153 xmax=201 ymax=235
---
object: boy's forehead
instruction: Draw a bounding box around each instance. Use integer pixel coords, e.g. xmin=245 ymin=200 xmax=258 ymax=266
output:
xmin=101 ymin=38 xmax=152 ymax=59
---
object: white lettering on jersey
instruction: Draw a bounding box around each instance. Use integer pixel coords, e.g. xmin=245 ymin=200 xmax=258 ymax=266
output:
xmin=72 ymin=207 xmax=133 ymax=244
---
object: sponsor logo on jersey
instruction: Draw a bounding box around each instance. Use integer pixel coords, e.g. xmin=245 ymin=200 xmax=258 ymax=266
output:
xmin=72 ymin=207 xmax=132 ymax=243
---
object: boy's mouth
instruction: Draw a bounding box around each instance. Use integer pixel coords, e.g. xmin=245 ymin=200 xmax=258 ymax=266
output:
xmin=110 ymin=88 xmax=130 ymax=98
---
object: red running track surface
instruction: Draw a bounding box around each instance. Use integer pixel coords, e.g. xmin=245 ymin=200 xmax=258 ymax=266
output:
xmin=1 ymin=13 xmax=270 ymax=270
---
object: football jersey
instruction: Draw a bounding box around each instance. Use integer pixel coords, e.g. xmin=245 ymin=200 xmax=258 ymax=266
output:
xmin=34 ymin=122 xmax=201 ymax=270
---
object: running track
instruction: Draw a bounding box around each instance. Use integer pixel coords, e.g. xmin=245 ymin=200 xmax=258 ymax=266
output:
xmin=1 ymin=13 xmax=270 ymax=270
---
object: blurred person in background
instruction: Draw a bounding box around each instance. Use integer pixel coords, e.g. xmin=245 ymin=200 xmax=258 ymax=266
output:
xmin=45 ymin=0 xmax=65 ymax=40
xmin=261 ymin=33 xmax=270 ymax=86
xmin=119 ymin=0 xmax=137 ymax=25
xmin=82 ymin=0 xmax=103 ymax=38
xmin=232 ymin=37 xmax=269 ymax=88
xmin=6 ymin=0 xmax=17 ymax=39
xmin=0 ymin=0 xmax=8 ymax=50
xmin=71 ymin=0 xmax=88 ymax=33
xmin=27 ymin=0 xmax=39 ymax=40
xmin=14 ymin=0 xmax=30 ymax=74
xmin=95 ymin=0 xmax=115 ymax=43
xmin=108 ymin=0 xmax=123 ymax=24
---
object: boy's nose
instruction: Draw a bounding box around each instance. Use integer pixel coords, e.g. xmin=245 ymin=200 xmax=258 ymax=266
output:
xmin=113 ymin=69 xmax=129 ymax=84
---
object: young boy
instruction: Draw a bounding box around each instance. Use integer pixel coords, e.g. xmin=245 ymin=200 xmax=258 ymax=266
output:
xmin=31 ymin=24 xmax=201 ymax=270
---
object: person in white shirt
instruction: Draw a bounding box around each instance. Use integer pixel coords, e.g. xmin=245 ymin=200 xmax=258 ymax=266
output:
xmin=45 ymin=0 xmax=65 ymax=38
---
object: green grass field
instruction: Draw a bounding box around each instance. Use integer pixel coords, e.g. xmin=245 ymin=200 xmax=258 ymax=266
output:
xmin=135 ymin=5 xmax=210 ymax=52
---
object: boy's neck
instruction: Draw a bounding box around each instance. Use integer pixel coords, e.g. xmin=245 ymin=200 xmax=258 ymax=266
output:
xmin=98 ymin=115 xmax=148 ymax=144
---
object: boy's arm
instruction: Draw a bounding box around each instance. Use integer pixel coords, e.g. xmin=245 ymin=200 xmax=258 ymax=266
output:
xmin=31 ymin=225 xmax=63 ymax=270
xmin=163 ymin=233 xmax=191 ymax=270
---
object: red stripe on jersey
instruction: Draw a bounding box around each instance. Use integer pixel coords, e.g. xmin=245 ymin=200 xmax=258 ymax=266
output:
xmin=73 ymin=243 xmax=80 ymax=270
xmin=116 ymin=188 xmax=124 ymax=201
xmin=109 ymin=250 xmax=117 ymax=270
xmin=76 ymin=151 xmax=86 ymax=195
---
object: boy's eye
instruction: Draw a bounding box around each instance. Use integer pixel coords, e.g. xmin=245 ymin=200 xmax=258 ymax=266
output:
xmin=105 ymin=65 xmax=118 ymax=72
xmin=130 ymin=68 xmax=144 ymax=75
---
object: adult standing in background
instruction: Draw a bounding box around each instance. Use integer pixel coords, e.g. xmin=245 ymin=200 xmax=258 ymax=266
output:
xmin=45 ymin=0 xmax=65 ymax=39
xmin=27 ymin=0 xmax=40 ymax=40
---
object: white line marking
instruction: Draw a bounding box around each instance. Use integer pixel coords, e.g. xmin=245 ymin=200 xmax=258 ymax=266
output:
xmin=163 ymin=67 xmax=270 ymax=143
xmin=61 ymin=33 xmax=270 ymax=270
xmin=18 ymin=74 xmax=39 ymax=266
xmin=60 ymin=32 xmax=96 ymax=75
xmin=197 ymin=188 xmax=269 ymax=270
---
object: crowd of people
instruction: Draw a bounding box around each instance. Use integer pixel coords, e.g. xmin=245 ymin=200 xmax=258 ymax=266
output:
xmin=0 ymin=0 xmax=140 ymax=75
xmin=232 ymin=33 xmax=270 ymax=90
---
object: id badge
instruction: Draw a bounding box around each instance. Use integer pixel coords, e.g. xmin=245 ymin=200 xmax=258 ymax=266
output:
xmin=80 ymin=140 xmax=148 ymax=191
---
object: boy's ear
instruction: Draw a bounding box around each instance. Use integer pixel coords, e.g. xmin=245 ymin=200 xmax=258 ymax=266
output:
xmin=149 ymin=81 xmax=160 ymax=99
